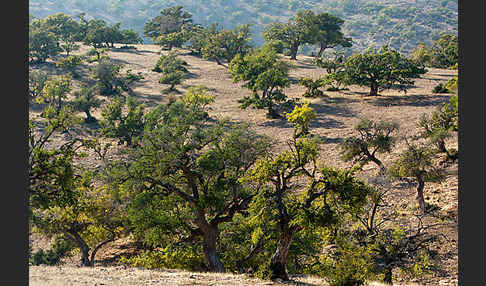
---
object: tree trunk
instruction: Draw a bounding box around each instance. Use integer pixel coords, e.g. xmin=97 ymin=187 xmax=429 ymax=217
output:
xmin=290 ymin=43 xmax=299 ymax=60
xmin=416 ymin=178 xmax=426 ymax=213
xmin=85 ymin=110 xmax=96 ymax=123
xmin=202 ymin=232 xmax=225 ymax=272
xmin=369 ymin=81 xmax=379 ymax=96
xmin=270 ymin=228 xmax=297 ymax=280
xmin=383 ymin=267 xmax=393 ymax=285
xmin=195 ymin=211 xmax=225 ymax=272
xmin=317 ymin=45 xmax=326 ymax=58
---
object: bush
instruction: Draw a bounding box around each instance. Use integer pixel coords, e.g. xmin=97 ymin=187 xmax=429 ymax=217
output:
xmin=319 ymin=242 xmax=374 ymax=286
xmin=119 ymin=248 xmax=206 ymax=271
xmin=254 ymin=262 xmax=273 ymax=280
xmin=29 ymin=239 xmax=75 ymax=266
xmin=432 ymin=83 xmax=449 ymax=93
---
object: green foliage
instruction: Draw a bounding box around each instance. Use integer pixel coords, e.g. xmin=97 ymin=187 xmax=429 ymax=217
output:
xmin=242 ymin=135 xmax=372 ymax=279
xmin=409 ymin=43 xmax=433 ymax=67
xmin=315 ymin=51 xmax=348 ymax=91
xmin=152 ymin=53 xmax=188 ymax=73
xmin=85 ymin=47 xmax=109 ymax=63
xmin=445 ymin=76 xmax=458 ymax=93
xmin=185 ymin=23 xmax=219 ymax=56
xmin=318 ymin=240 xmax=374 ymax=286
xmin=29 ymin=22 xmax=62 ymax=64
xmin=389 ymin=143 xmax=445 ymax=212
xmin=409 ymin=34 xmax=458 ymax=69
xmin=298 ymin=77 xmax=326 ymax=97
xmin=56 ymin=55 xmax=84 ymax=78
xmin=341 ymin=45 xmax=427 ymax=96
xmin=154 ymin=32 xmax=187 ymax=50
xmin=340 ymin=119 xmax=399 ymax=168
xmin=29 ymin=238 xmax=75 ymax=266
xmin=91 ymin=59 xmax=125 ymax=96
xmin=201 ymin=24 xmax=253 ymax=64
xmin=263 ymin=10 xmax=351 ymax=60
xmin=120 ymin=248 xmax=206 ymax=271
xmin=29 ymin=70 xmax=50 ymax=103
xmin=71 ymin=84 xmax=103 ymax=123
xmin=82 ymin=18 xmax=110 ymax=48
xmin=144 ymin=6 xmax=193 ymax=41
xmin=100 ymin=95 xmax=145 ymax=146
xmin=107 ymin=94 xmax=272 ymax=271
xmin=418 ymin=97 xmax=458 ymax=160
xmin=430 ymin=34 xmax=458 ymax=69
xmin=229 ymin=45 xmax=293 ymax=118
xmin=389 ymin=144 xmax=445 ymax=183
xmin=152 ymin=53 xmax=188 ymax=93
xmin=285 ymin=102 xmax=317 ymax=138
xmin=432 ymin=83 xmax=450 ymax=94
xmin=36 ymin=75 xmax=72 ymax=113
xmin=120 ymin=29 xmax=143 ymax=47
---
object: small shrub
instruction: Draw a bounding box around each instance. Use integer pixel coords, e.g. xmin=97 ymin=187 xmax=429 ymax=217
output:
xmin=29 ymin=239 xmax=75 ymax=266
xmin=319 ymin=242 xmax=374 ymax=286
xmin=119 ymin=248 xmax=206 ymax=271
xmin=432 ymin=83 xmax=449 ymax=93
xmin=254 ymin=262 xmax=273 ymax=280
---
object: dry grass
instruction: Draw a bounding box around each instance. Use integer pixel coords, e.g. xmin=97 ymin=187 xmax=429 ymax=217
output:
xmin=29 ymin=265 xmax=434 ymax=286
xmin=29 ymin=43 xmax=458 ymax=286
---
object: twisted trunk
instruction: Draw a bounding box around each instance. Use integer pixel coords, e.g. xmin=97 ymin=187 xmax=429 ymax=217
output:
xmin=289 ymin=42 xmax=299 ymax=60
xmin=270 ymin=226 xmax=299 ymax=280
xmin=195 ymin=211 xmax=225 ymax=272
xmin=383 ymin=267 xmax=393 ymax=284
xmin=416 ymin=177 xmax=426 ymax=213
xmin=369 ymin=81 xmax=379 ymax=96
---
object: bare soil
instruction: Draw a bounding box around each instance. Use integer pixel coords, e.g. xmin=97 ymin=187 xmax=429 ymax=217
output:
xmin=29 ymin=43 xmax=458 ymax=286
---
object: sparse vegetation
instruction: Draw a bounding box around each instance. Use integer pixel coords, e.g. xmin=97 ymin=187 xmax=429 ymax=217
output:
xmin=28 ymin=6 xmax=458 ymax=286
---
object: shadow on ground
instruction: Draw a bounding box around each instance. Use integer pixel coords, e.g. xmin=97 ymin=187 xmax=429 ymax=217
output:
xmin=365 ymin=94 xmax=450 ymax=107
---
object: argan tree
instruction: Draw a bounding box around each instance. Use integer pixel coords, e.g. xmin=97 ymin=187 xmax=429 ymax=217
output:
xmin=285 ymin=102 xmax=317 ymax=138
xmin=340 ymin=118 xmax=399 ymax=171
xmin=229 ymin=45 xmax=292 ymax=118
xmin=99 ymin=95 xmax=145 ymax=146
xmin=201 ymin=24 xmax=253 ymax=65
xmin=309 ymin=12 xmax=352 ymax=58
xmin=430 ymin=34 xmax=458 ymax=69
xmin=106 ymin=90 xmax=272 ymax=272
xmin=36 ymin=75 xmax=72 ymax=114
xmin=418 ymin=95 xmax=458 ymax=161
xmin=153 ymin=53 xmax=188 ymax=93
xmin=298 ymin=77 xmax=326 ymax=98
xmin=389 ymin=143 xmax=445 ymax=213
xmin=71 ymin=84 xmax=102 ymax=123
xmin=31 ymin=172 xmax=126 ymax=267
xmin=340 ymin=46 xmax=426 ymax=96
xmin=29 ymin=81 xmax=123 ymax=267
xmin=41 ymin=13 xmax=81 ymax=56
xmin=143 ymin=6 xmax=193 ymax=43
xmin=262 ymin=10 xmax=314 ymax=60
xmin=91 ymin=59 xmax=125 ymax=96
xmin=56 ymin=55 xmax=83 ymax=78
xmin=29 ymin=70 xmax=50 ymax=103
xmin=242 ymin=135 xmax=371 ymax=280
xmin=29 ymin=23 xmax=62 ymax=64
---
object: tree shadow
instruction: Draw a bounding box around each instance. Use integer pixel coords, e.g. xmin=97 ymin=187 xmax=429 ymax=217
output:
xmin=112 ymin=47 xmax=158 ymax=55
xmin=282 ymin=276 xmax=322 ymax=286
xmin=365 ymin=94 xmax=450 ymax=107
xmin=308 ymin=98 xmax=357 ymax=118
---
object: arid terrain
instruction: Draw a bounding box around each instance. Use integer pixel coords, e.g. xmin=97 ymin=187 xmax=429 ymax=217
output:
xmin=29 ymin=43 xmax=458 ymax=286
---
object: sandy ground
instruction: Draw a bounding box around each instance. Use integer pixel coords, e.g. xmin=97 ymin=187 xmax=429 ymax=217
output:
xmin=29 ymin=265 xmax=438 ymax=286
xmin=29 ymin=43 xmax=458 ymax=286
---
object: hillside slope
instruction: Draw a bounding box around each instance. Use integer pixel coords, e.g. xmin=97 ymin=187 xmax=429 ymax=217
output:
xmin=29 ymin=43 xmax=458 ymax=286
xmin=29 ymin=0 xmax=457 ymax=54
